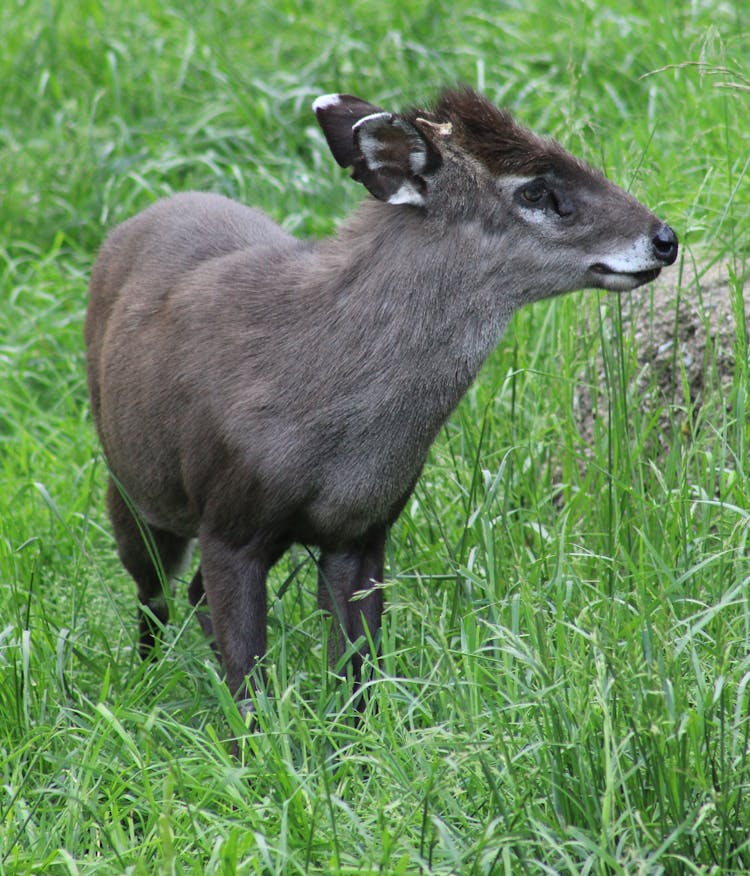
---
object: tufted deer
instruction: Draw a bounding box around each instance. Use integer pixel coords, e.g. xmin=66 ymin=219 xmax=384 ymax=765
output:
xmin=86 ymin=87 xmax=677 ymax=715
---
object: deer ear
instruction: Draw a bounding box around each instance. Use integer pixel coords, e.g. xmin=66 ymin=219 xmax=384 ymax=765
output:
xmin=313 ymin=94 xmax=387 ymax=168
xmin=313 ymin=94 xmax=441 ymax=207
xmin=351 ymin=113 xmax=441 ymax=206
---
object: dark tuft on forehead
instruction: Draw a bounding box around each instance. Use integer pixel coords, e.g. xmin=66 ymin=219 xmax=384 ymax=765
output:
xmin=408 ymin=86 xmax=596 ymax=181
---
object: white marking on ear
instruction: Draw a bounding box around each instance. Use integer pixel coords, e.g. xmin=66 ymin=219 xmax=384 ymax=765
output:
xmin=408 ymin=145 xmax=428 ymax=174
xmin=352 ymin=111 xmax=393 ymax=131
xmin=387 ymin=182 xmax=425 ymax=206
xmin=352 ymin=113 xmax=393 ymax=169
xmin=355 ymin=113 xmax=430 ymax=176
xmin=312 ymin=93 xmax=344 ymax=113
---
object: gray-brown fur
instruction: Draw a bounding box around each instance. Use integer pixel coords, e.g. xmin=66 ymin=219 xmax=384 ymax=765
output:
xmin=86 ymin=87 xmax=677 ymax=712
xmin=417 ymin=88 xmax=593 ymax=180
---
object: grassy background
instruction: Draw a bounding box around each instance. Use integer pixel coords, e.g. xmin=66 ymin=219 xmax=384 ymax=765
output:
xmin=1 ymin=0 xmax=748 ymax=873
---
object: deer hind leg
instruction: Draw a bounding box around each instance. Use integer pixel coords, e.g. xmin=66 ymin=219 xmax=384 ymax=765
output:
xmin=317 ymin=528 xmax=386 ymax=691
xmin=106 ymin=477 xmax=190 ymax=657
xmin=198 ymin=529 xmax=287 ymax=714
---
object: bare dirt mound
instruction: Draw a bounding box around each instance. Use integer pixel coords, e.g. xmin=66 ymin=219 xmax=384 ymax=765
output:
xmin=574 ymin=258 xmax=749 ymax=453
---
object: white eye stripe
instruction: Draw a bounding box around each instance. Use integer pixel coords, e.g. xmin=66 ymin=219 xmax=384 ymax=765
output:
xmin=496 ymin=174 xmax=547 ymax=189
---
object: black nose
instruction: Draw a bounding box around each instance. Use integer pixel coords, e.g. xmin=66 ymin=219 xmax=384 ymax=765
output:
xmin=652 ymin=224 xmax=678 ymax=265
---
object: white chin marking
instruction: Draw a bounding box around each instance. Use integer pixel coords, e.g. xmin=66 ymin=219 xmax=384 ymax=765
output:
xmin=387 ymin=182 xmax=425 ymax=206
xmin=601 ymin=274 xmax=642 ymax=292
xmin=312 ymin=93 xmax=343 ymax=113
xmin=595 ymin=270 xmax=657 ymax=292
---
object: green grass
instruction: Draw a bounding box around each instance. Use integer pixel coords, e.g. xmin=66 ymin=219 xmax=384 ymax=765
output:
xmin=1 ymin=0 xmax=749 ymax=872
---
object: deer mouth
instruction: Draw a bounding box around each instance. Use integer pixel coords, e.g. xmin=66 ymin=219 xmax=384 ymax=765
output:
xmin=589 ymin=263 xmax=662 ymax=291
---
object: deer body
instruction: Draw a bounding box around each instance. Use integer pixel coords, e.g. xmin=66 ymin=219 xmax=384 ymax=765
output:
xmin=86 ymin=88 xmax=677 ymax=710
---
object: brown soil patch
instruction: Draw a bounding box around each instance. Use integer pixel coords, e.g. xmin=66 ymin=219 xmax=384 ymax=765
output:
xmin=574 ymin=258 xmax=749 ymax=453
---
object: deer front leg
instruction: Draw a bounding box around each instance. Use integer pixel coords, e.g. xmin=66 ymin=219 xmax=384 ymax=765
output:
xmin=198 ymin=529 xmax=286 ymax=713
xmin=317 ymin=528 xmax=386 ymax=686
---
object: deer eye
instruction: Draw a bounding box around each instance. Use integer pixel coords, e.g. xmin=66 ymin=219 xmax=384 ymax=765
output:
xmin=519 ymin=179 xmax=548 ymax=204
